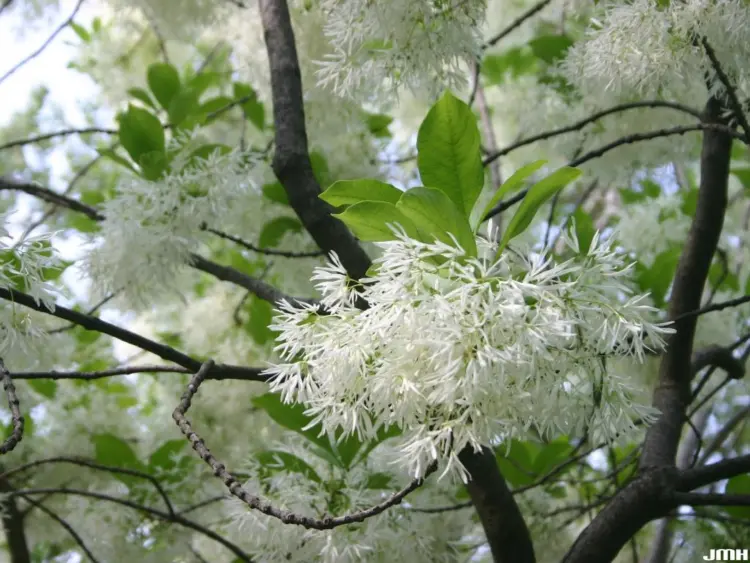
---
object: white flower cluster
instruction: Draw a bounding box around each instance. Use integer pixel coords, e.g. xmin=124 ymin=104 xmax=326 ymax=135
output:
xmin=0 ymin=222 xmax=64 ymax=357
xmin=266 ymin=228 xmax=672 ymax=482
xmin=315 ymin=0 xmax=487 ymax=99
xmin=561 ymin=0 xmax=750 ymax=104
xmin=85 ymin=136 xmax=262 ymax=309
xmin=224 ymin=443 xmax=471 ymax=563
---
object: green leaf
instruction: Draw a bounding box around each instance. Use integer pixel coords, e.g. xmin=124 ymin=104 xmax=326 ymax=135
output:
xmin=92 ymin=433 xmax=144 ymax=487
xmin=498 ymin=166 xmax=582 ymax=253
xmin=138 ymin=150 xmax=169 ymax=181
xmin=334 ymin=201 xmax=420 ymax=242
xmin=199 ymin=96 xmax=235 ymax=118
xmin=69 ymin=21 xmax=90 ymax=42
xmin=259 ymin=216 xmax=303 ymax=248
xmin=495 ymin=440 xmax=536 ymax=487
xmin=528 ymin=34 xmax=574 ymax=64
xmin=481 ymin=48 xmax=537 ymax=85
xmin=364 ymin=473 xmax=393 ymax=489
xmin=148 ymin=440 xmax=186 ymax=470
xmin=725 ymin=474 xmax=750 ymax=518
xmin=256 ymin=450 xmax=322 ymax=483
xmin=244 ymin=296 xmax=273 ymax=345
xmin=233 ymin=82 xmax=265 ymax=130
xmin=147 ymin=63 xmax=181 ymax=110
xmin=397 ymin=187 xmax=478 ymax=256
xmin=333 ymin=435 xmax=364 ymax=470
xmin=182 ymin=144 xmax=233 ymax=171
xmin=252 ymin=393 xmax=343 ymax=467
xmin=417 ymin=91 xmax=484 ymax=216
xmin=262 ymin=183 xmax=289 ymax=206
xmin=127 ymin=87 xmax=158 ymax=110
xmin=633 ymin=246 xmax=681 ymax=308
xmin=320 ymin=179 xmax=403 ymax=208
xmin=168 ymin=88 xmax=200 ymax=127
xmin=480 ymin=160 xmax=547 ymax=220
xmin=532 ymin=438 xmax=573 ymax=476
xmin=732 ymin=167 xmax=750 ymax=191
xmin=572 ymin=208 xmax=595 ymax=254
xmin=364 ymin=113 xmax=393 ymax=138
xmin=98 ymin=147 xmax=138 ymax=175
xmin=117 ymin=105 xmax=165 ymax=167
xmin=28 ymin=379 xmax=57 ymax=399
xmin=310 ymin=151 xmax=330 ymax=187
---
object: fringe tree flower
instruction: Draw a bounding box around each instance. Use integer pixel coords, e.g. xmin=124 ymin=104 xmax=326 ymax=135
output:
xmin=266 ymin=228 xmax=673 ymax=482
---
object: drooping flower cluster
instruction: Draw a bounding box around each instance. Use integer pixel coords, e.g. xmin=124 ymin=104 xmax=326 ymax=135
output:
xmin=85 ymin=135 xmax=264 ymax=308
xmin=266 ymin=228 xmax=673 ymax=482
xmin=315 ymin=0 xmax=487 ymax=99
xmin=0 ymin=221 xmax=64 ymax=356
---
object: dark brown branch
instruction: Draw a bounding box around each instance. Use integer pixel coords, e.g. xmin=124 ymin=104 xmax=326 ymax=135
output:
xmin=0 ymin=128 xmax=116 ymax=152
xmin=0 ymin=287 xmax=269 ymax=382
xmin=0 ymin=178 xmax=312 ymax=307
xmin=674 ymin=492 xmax=750 ymax=507
xmin=0 ymin=472 xmax=30 ymax=563
xmin=203 ymin=225 xmax=325 ymax=258
xmin=189 ymin=254 xmax=319 ymax=307
xmin=18 ymin=494 xmax=100 ymax=562
xmin=484 ymin=122 xmax=740 ymax=221
xmin=678 ymin=453 xmax=750 ymax=491
xmin=458 ymin=446 xmax=535 ymax=563
xmin=483 ymin=0 xmax=553 ymax=48
xmin=0 ymin=0 xmax=85 ymax=87
xmin=672 ymin=293 xmax=750 ymax=324
xmin=483 ymin=101 xmax=705 ymax=167
xmin=2 ymin=456 xmax=177 ymax=517
xmin=11 ymin=365 xmax=191 ymax=381
xmin=0 ymin=360 xmax=24 ymax=455
xmin=701 ymin=38 xmax=750 ymax=143
xmin=561 ymin=98 xmax=734 ymax=563
xmin=9 ymin=487 xmax=252 ymax=562
xmin=259 ymin=0 xmax=370 ymax=279
xmin=641 ymin=98 xmax=733 ymax=469
xmin=174 ymin=361 xmax=436 ymax=529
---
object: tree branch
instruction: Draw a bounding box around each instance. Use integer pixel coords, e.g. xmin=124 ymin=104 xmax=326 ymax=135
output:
xmin=173 ymin=361 xmax=436 ymax=529
xmin=678 ymin=453 xmax=750 ymax=491
xmin=0 ymin=360 xmax=24 ymax=455
xmin=674 ymin=492 xmax=750 ymax=507
xmin=458 ymin=446 xmax=535 ymax=563
xmin=203 ymin=225 xmax=325 ymax=258
xmin=0 ymin=472 xmax=30 ymax=563
xmin=258 ymin=0 xmax=371 ymax=279
xmin=641 ymin=98 xmax=733 ymax=469
xmin=0 ymin=0 xmax=85 ymax=87
xmin=0 ymin=128 xmax=116 ymax=152
xmin=0 ymin=287 xmax=269 ymax=382
xmin=11 ymin=365 xmax=191 ymax=381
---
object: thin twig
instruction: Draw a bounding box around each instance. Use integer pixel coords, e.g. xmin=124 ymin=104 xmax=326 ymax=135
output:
xmin=0 ymin=360 xmax=23 ymax=455
xmin=204 ymin=225 xmax=325 ymax=258
xmin=701 ymin=38 xmax=750 ymax=143
xmin=483 ymin=0 xmax=554 ymax=48
xmin=0 ymin=0 xmax=85 ymax=87
xmin=11 ymin=365 xmax=191 ymax=381
xmin=0 ymin=128 xmax=116 ymax=152
xmin=173 ymin=361 xmax=438 ymax=530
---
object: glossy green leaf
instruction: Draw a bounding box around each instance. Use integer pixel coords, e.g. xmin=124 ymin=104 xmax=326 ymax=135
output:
xmin=28 ymin=379 xmax=57 ymax=399
xmin=147 ymin=63 xmax=181 ymax=110
xmin=528 ymin=34 xmax=574 ymax=64
xmin=725 ymin=474 xmax=750 ymax=518
xmin=93 ymin=434 xmax=142 ymax=469
xmin=334 ymin=201 xmax=420 ymax=242
xmin=69 ymin=21 xmax=90 ymax=42
xmin=532 ymin=438 xmax=573 ymax=476
xmin=256 ymin=450 xmax=322 ymax=483
xmin=244 ymin=295 xmax=273 ymax=345
xmin=127 ymin=87 xmax=158 ymax=110
xmin=481 ymin=48 xmax=537 ymax=86
xmin=117 ymin=105 xmax=165 ymax=167
xmin=364 ymin=113 xmax=393 ymax=138
xmin=233 ymin=82 xmax=265 ymax=130
xmin=168 ymin=88 xmax=200 ymax=127
xmin=495 ymin=440 xmax=537 ymax=487
xmin=417 ymin=91 xmax=484 ymax=216
xmin=148 ymin=440 xmax=186 ymax=470
xmin=365 ymin=473 xmax=393 ymax=489
xmin=252 ymin=393 xmax=343 ymax=468
xmin=498 ymin=166 xmax=582 ymax=254
xmin=98 ymin=147 xmax=139 ymax=175
xmin=480 ymin=160 xmax=547 ymax=220
xmin=138 ymin=150 xmax=169 ymax=181
xmin=259 ymin=216 xmax=303 ymax=248
xmin=262 ymin=182 xmax=289 ymax=206
xmin=320 ymin=179 xmax=403 ymax=208
xmin=633 ymin=246 xmax=680 ymax=308
xmin=572 ymin=208 xmax=595 ymax=254
xmin=397 ymin=187 xmax=477 ymax=256
xmin=199 ymin=96 xmax=234 ymax=118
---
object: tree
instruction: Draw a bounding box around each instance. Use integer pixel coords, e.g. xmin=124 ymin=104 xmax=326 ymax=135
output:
xmin=0 ymin=0 xmax=748 ymax=561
